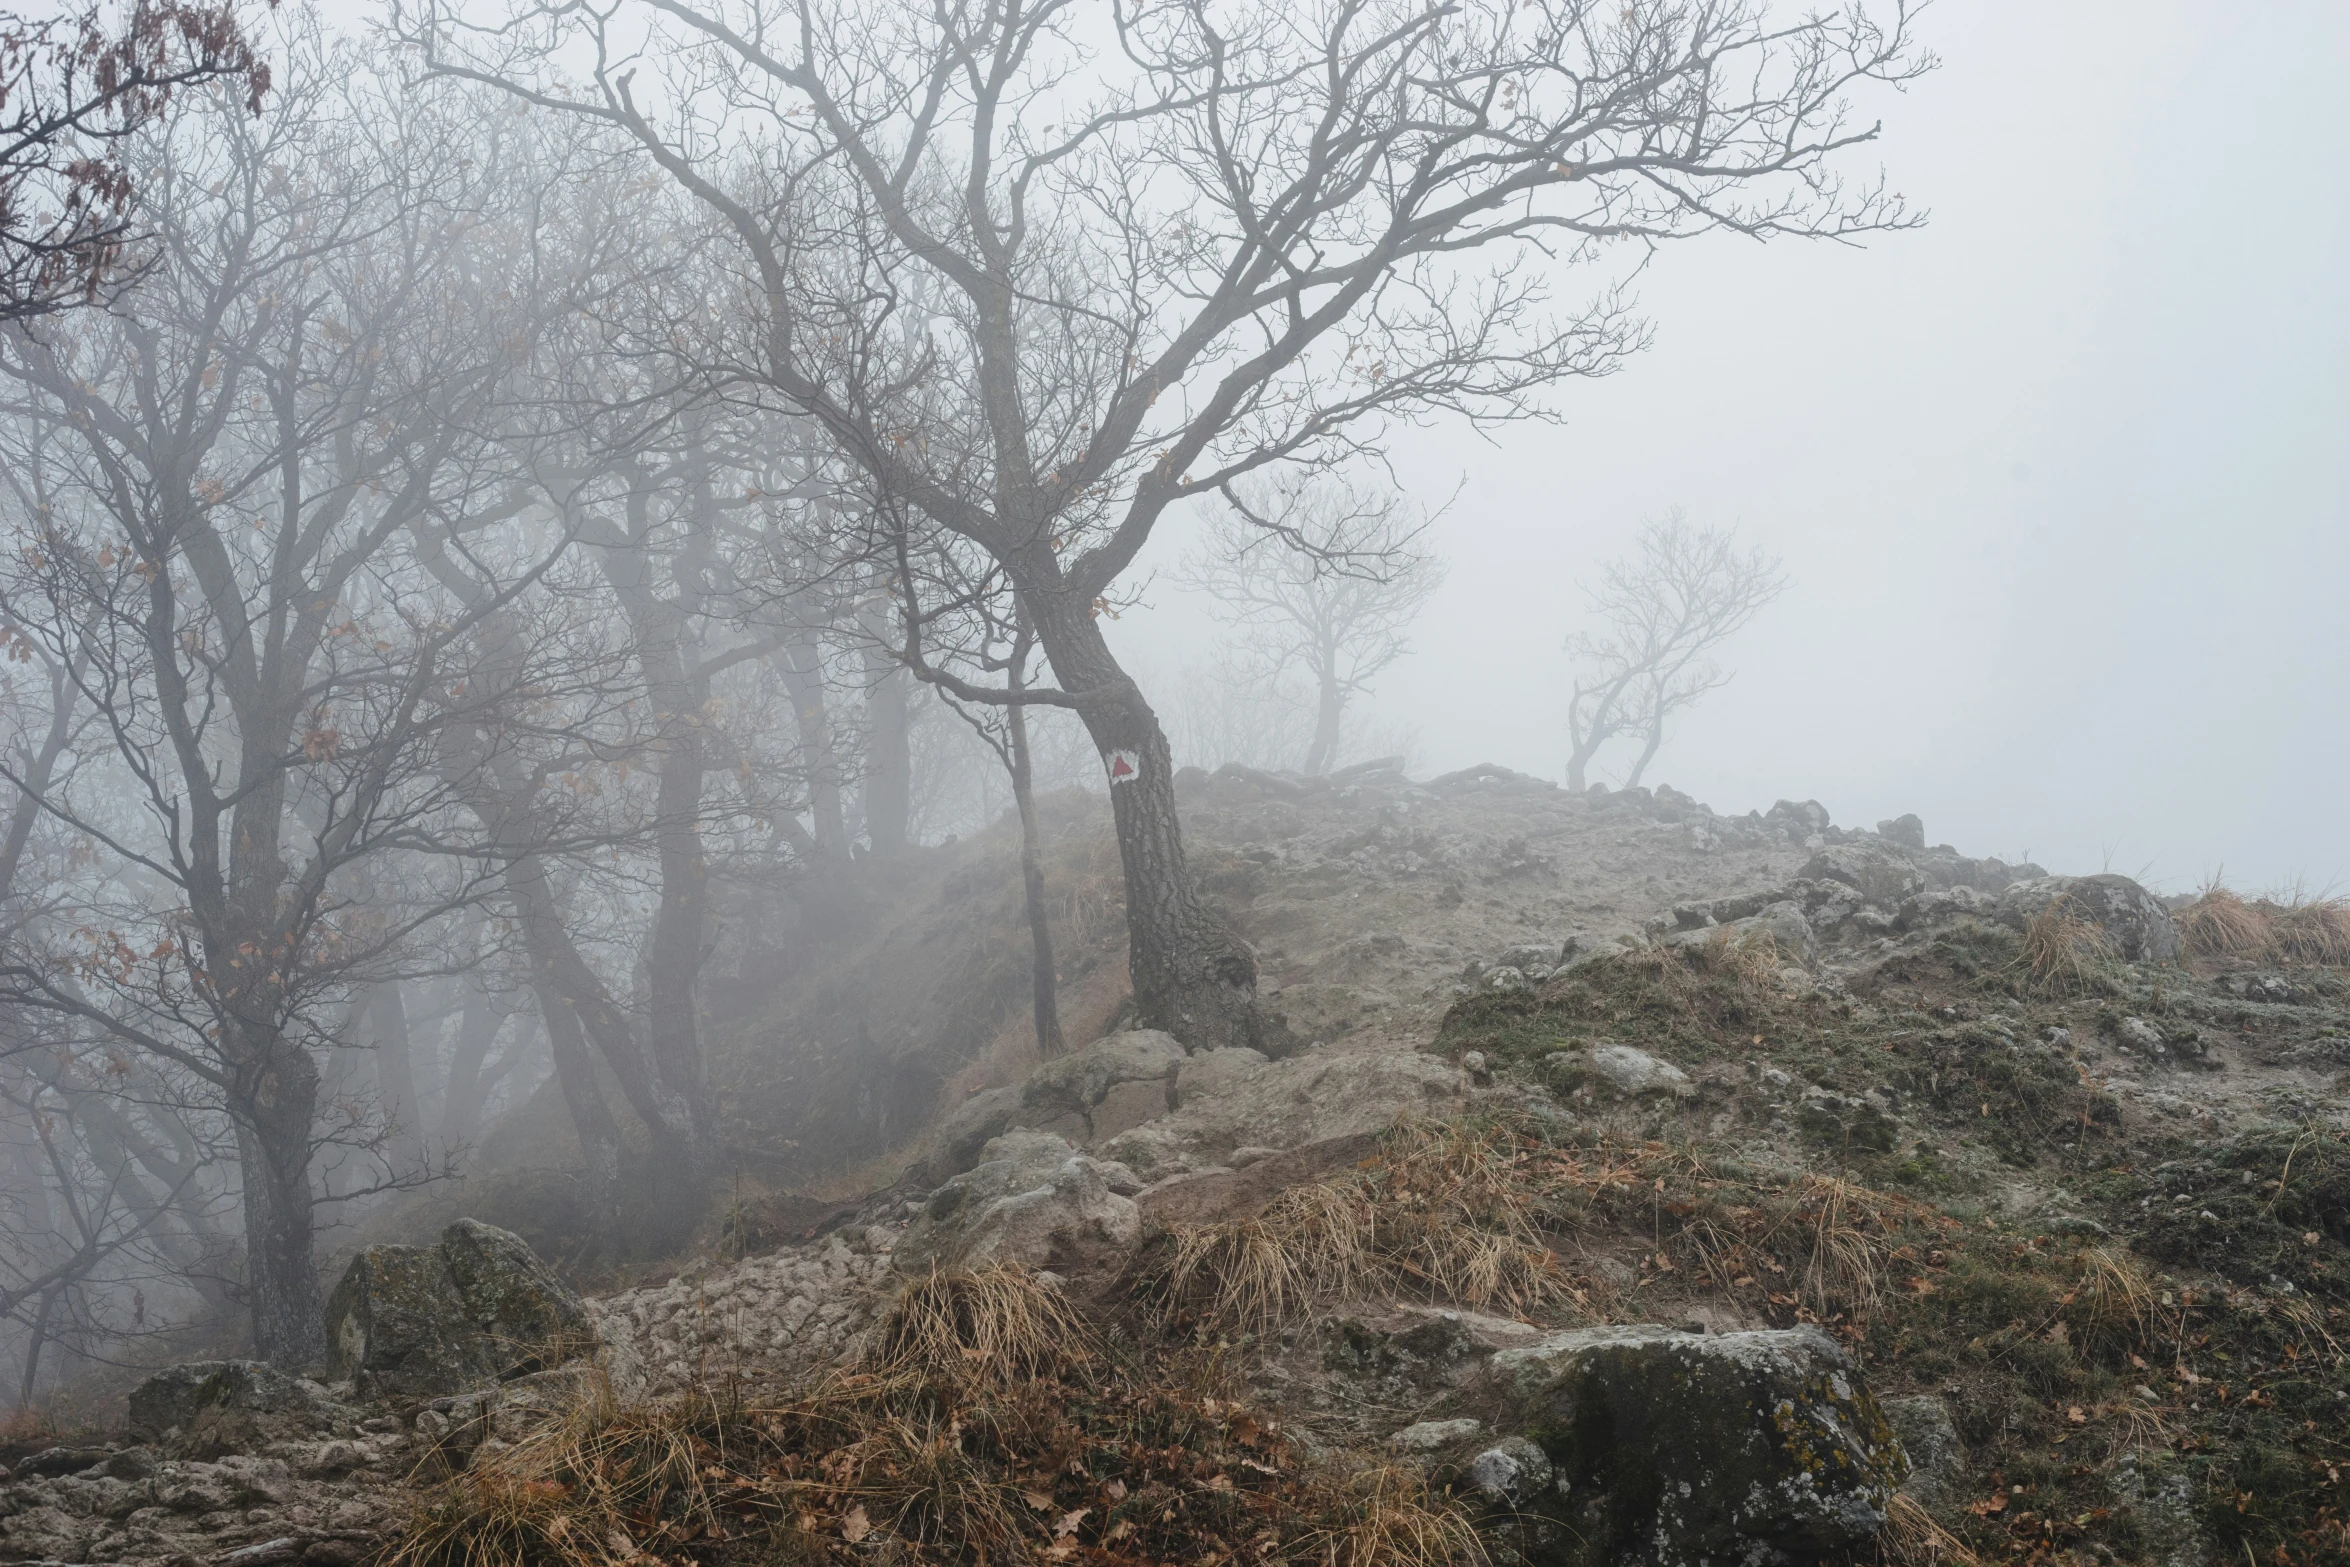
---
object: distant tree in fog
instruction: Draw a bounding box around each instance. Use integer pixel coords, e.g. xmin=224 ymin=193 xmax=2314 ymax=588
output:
xmin=1178 ymin=482 xmax=1443 ymax=776
xmin=1563 ymin=511 xmax=1786 ymax=793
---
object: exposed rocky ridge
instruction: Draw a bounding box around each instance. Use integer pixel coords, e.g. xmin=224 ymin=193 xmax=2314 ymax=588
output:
xmin=19 ymin=770 xmax=2349 ymax=1567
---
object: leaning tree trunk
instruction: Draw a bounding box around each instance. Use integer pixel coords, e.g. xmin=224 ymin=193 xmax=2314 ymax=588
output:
xmin=1023 ymin=586 xmax=1268 ymax=1050
xmin=227 ymin=1027 xmax=327 ymax=1367
xmin=1301 ymin=673 xmax=1345 ymax=776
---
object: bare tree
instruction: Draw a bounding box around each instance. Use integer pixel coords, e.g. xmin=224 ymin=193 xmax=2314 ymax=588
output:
xmin=1179 ymin=482 xmax=1444 ymax=776
xmin=411 ymin=0 xmax=1925 ymax=1049
xmin=1563 ymin=511 xmax=1786 ymax=792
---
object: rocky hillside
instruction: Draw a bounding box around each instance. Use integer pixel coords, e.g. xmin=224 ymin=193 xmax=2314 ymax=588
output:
xmin=8 ymin=766 xmax=2348 ymax=1567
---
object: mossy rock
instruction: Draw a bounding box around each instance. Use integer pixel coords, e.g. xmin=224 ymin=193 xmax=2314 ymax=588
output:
xmin=326 ymin=1219 xmax=589 ymax=1398
xmin=1484 ymin=1324 xmax=1904 ymax=1566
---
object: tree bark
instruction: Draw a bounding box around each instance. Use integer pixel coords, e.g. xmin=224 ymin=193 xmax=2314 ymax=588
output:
xmin=1021 ymin=585 xmax=1267 ymax=1049
xmin=438 ymin=981 xmax=515 ymax=1154
xmin=778 ymin=637 xmax=852 ymax=875
xmin=228 ymin=1026 xmax=327 ymax=1367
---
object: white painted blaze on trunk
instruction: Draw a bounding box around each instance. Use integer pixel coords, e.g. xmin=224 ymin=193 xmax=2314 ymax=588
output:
xmin=1104 ymin=748 xmax=1141 ymax=785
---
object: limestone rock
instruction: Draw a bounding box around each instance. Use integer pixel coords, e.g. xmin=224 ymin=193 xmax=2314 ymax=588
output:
xmin=125 ymin=1362 xmax=345 ymax=1459
xmin=1100 ymin=1048 xmax=1468 ymax=1171
xmin=1389 ymin=1418 xmax=1485 ymax=1454
xmin=439 ymin=1219 xmax=590 ymax=1370
xmin=921 ymin=1084 xmax=1025 ymax=1183
xmin=1877 ymin=814 xmax=1927 ymax=850
xmin=1996 ymin=873 xmax=2179 ymax=963
xmin=1487 ymin=1323 xmax=1904 ymax=1565
xmin=1543 ymin=1044 xmax=1694 ymax=1101
xmin=325 ymin=1220 xmax=588 ymax=1398
xmin=896 ymin=1132 xmax=1141 ymax=1274
xmin=1801 ymin=841 xmax=1926 ymax=909
xmin=1461 ymin=1437 xmax=1556 ymax=1509
xmin=1174 ymin=1047 xmax=1270 ymax=1106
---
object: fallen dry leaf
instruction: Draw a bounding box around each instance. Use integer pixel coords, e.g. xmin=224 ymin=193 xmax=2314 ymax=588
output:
xmin=1055 ymin=1509 xmax=1090 ymax=1538
xmin=841 ymin=1507 xmax=871 ymax=1544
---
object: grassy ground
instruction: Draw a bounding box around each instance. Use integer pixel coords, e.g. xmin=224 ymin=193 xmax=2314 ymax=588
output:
xmin=1423 ymin=925 xmax=2350 ymax=1566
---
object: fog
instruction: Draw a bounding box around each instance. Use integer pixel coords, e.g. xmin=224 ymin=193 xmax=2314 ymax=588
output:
xmin=1119 ymin=0 xmax=2350 ymax=893
xmin=1 ymin=0 xmax=2346 ymax=1450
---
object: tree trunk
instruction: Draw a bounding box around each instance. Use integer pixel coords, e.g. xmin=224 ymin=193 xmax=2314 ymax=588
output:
xmin=644 ymin=710 xmax=714 ymax=1139
xmin=778 ymin=639 xmax=852 ymax=873
xmin=533 ymin=987 xmax=625 ymax=1236
xmin=505 ymin=852 xmax=699 ymax=1165
xmin=16 ymin=1287 xmax=56 ymax=1409
xmin=1022 ymin=586 xmax=1267 ymax=1050
xmin=859 ymin=630 xmax=911 ymax=859
xmin=1007 ymin=669 xmax=1065 ymax=1059
xmin=438 ymin=982 xmax=514 ymax=1154
xmin=369 ymin=982 xmax=427 ymax=1181
xmin=229 ymin=1029 xmax=326 ymax=1368
xmin=1301 ymin=672 xmax=1344 ymax=776
xmin=1622 ymin=719 xmax=1666 ymax=789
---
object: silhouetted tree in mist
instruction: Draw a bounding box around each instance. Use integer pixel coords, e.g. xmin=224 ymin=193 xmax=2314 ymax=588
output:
xmin=1563 ymin=511 xmax=1786 ymax=793
xmin=1179 ymin=481 xmax=1443 ymax=776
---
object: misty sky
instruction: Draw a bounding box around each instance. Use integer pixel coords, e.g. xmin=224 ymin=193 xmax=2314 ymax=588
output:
xmin=1117 ymin=1 xmax=2349 ymax=896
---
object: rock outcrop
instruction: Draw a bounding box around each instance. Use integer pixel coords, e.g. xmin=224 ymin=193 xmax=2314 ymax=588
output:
xmin=325 ymin=1219 xmax=589 ymax=1398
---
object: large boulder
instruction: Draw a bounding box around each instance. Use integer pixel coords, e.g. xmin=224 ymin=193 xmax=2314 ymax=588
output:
xmin=1996 ymin=873 xmax=2179 ymax=962
xmin=1484 ymin=1324 xmax=1904 ymax=1566
xmin=326 ymin=1219 xmax=588 ymax=1398
xmin=895 ymin=1131 xmax=1142 ymax=1274
xmin=125 ymin=1362 xmax=346 ymax=1457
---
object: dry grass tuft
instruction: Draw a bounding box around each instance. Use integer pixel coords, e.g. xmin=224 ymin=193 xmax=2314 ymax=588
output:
xmin=863 ymin=1263 xmax=1092 ymax=1384
xmin=2014 ymin=894 xmax=2113 ymax=995
xmin=1792 ymin=1174 xmax=1917 ymax=1323
xmin=2058 ymin=1245 xmax=2160 ymax=1360
xmin=2177 ymin=879 xmax=2350 ymax=968
xmin=388 ymin=1388 xmax=728 ymax=1567
xmin=1878 ymin=1492 xmax=1983 ymax=1566
xmin=1295 ymin=1459 xmax=1491 ymax=1567
xmin=1152 ymin=1182 xmax=1379 ymax=1333
xmin=2265 ymin=889 xmax=2350 ymax=967
xmin=1690 ymin=925 xmax=1789 ymax=992
xmin=391 ymin=1264 xmax=1487 ymax=1567
xmin=1139 ymin=1118 xmax=1572 ymax=1333
xmin=2178 ymin=881 xmax=2269 ymax=961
